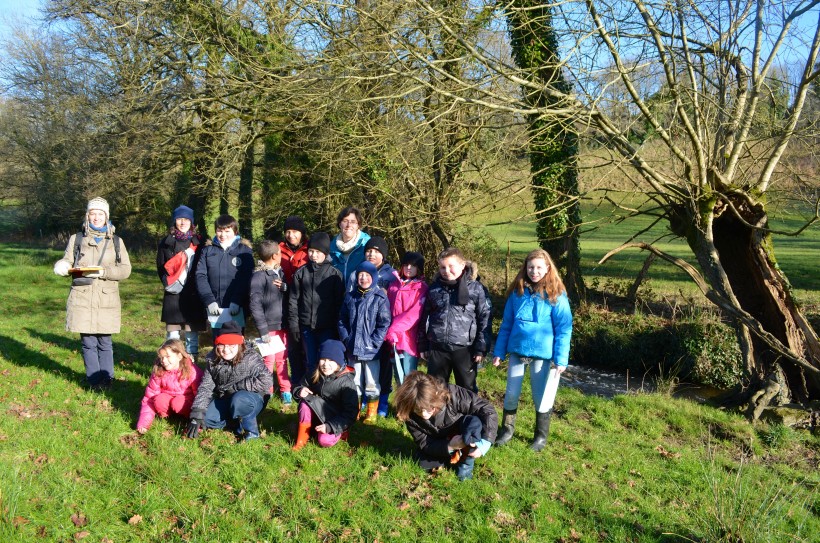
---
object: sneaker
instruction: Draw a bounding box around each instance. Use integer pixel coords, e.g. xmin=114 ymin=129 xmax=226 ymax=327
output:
xmin=456 ymin=458 xmax=475 ymax=481
xmin=281 ymin=392 xmax=292 ymax=405
xmin=243 ymin=432 xmax=260 ymax=441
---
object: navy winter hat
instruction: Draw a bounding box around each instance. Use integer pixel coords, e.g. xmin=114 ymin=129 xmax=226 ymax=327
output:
xmin=400 ymin=251 xmax=425 ymax=270
xmin=308 ymin=232 xmax=331 ymax=255
xmin=356 ymin=261 xmax=378 ymax=282
xmin=283 ymin=215 xmax=307 ymax=238
xmin=172 ymin=205 xmax=195 ymax=222
xmin=318 ymin=339 xmax=346 ymax=366
xmin=364 ymin=236 xmax=388 ymax=258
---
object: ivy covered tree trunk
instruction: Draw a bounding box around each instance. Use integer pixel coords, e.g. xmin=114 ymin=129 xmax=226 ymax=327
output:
xmin=506 ymin=0 xmax=585 ymax=302
xmin=238 ymin=139 xmax=254 ymax=241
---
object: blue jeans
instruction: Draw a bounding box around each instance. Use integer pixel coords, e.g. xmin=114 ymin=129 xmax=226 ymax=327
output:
xmin=204 ymin=390 xmax=265 ymax=436
xmin=80 ymin=334 xmax=114 ymax=384
xmin=301 ymin=327 xmax=336 ymax=377
xmin=166 ymin=330 xmax=199 ymax=356
xmin=503 ymin=354 xmax=558 ymax=413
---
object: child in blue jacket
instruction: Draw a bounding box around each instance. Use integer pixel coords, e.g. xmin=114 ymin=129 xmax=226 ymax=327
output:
xmin=338 ymin=261 xmax=392 ymax=423
xmin=492 ymin=249 xmax=572 ymax=452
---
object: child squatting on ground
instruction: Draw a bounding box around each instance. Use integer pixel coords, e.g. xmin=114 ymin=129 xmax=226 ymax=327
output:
xmin=292 ymin=339 xmax=359 ymax=450
xmin=492 ymin=248 xmax=573 ymax=451
xmin=137 ymin=339 xmax=203 ymax=433
xmin=394 ymin=371 xmax=498 ymax=481
xmin=338 ymin=260 xmax=392 ymax=423
xmin=185 ymin=321 xmax=273 ymax=441
xmin=250 ymin=240 xmax=292 ymax=406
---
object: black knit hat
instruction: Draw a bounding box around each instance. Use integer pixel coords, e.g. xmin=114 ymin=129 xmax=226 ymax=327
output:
xmin=400 ymin=251 xmax=425 ymax=270
xmin=308 ymin=231 xmax=331 ymax=255
xmin=364 ymin=236 xmax=388 ymax=259
xmin=318 ymin=339 xmax=346 ymax=366
xmin=282 ymin=215 xmax=307 ymax=238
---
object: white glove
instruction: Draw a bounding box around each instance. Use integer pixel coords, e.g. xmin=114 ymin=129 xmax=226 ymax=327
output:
xmin=207 ymin=302 xmax=220 ymax=316
xmin=54 ymin=260 xmax=71 ymax=277
xmin=229 ymin=303 xmax=240 ymax=316
xmin=85 ymin=269 xmax=105 ymax=279
xmin=260 ymin=333 xmax=271 ymax=343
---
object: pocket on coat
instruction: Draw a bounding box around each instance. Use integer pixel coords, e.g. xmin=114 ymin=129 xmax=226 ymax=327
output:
xmin=514 ymin=299 xmax=537 ymax=322
xmin=100 ymin=285 xmax=119 ymax=308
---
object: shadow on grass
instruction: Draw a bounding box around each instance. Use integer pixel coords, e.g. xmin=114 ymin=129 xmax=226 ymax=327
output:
xmin=0 ymin=333 xmax=147 ymax=427
xmin=257 ymin=404 xmax=412 ymax=458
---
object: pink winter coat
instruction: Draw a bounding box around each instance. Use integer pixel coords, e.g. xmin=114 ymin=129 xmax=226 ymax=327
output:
xmin=137 ymin=361 xmax=203 ymax=429
xmin=386 ymin=275 xmax=428 ymax=357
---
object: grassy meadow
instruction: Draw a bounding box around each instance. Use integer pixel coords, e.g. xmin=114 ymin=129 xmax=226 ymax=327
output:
xmin=0 ymin=243 xmax=818 ymax=542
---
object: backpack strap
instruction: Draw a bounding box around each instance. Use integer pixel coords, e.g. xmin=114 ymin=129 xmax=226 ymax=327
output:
xmin=73 ymin=231 xmax=121 ymax=265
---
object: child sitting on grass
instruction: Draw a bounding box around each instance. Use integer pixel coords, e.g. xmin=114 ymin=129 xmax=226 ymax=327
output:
xmin=292 ymin=339 xmax=358 ymax=450
xmin=185 ymin=321 xmax=273 ymax=441
xmin=394 ymin=371 xmax=497 ymax=481
xmin=250 ymin=240 xmax=292 ymax=406
xmin=137 ymin=339 xmax=203 ymax=433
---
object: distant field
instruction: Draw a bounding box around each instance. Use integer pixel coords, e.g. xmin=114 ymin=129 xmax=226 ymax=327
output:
xmin=470 ymin=185 xmax=820 ymax=308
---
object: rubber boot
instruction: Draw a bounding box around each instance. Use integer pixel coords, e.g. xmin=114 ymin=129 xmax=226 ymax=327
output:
xmin=292 ymin=422 xmax=311 ymax=451
xmin=363 ymin=398 xmax=379 ymax=424
xmin=530 ymin=410 xmax=552 ymax=452
xmin=377 ymin=393 xmax=389 ymax=417
xmin=455 ymin=456 xmax=475 ymax=481
xmin=494 ymin=409 xmax=517 ymax=446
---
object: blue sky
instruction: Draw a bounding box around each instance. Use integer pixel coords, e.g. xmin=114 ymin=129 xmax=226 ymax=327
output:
xmin=0 ymin=0 xmax=43 ymax=39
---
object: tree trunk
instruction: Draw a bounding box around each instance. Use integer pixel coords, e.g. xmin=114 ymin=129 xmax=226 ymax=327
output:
xmin=705 ymin=197 xmax=820 ymax=411
xmin=238 ymin=140 xmax=254 ymax=241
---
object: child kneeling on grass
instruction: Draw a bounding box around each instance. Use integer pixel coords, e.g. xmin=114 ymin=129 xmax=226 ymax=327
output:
xmin=394 ymin=371 xmax=498 ymax=481
xmin=137 ymin=339 xmax=203 ymax=433
xmin=185 ymin=321 xmax=273 ymax=442
xmin=292 ymin=339 xmax=358 ymax=450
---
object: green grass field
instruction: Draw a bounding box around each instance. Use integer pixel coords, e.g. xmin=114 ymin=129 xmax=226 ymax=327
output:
xmin=475 ymin=193 xmax=820 ymax=309
xmin=0 ymin=244 xmax=818 ymax=542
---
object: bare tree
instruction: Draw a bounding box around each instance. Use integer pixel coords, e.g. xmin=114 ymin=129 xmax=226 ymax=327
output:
xmin=364 ymin=0 xmax=820 ymax=411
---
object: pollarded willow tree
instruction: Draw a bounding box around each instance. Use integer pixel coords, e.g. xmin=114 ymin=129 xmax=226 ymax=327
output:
xmin=360 ymin=0 xmax=820 ymax=413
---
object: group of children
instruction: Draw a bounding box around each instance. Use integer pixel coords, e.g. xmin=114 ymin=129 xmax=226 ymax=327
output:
xmin=135 ymin=206 xmax=573 ymax=480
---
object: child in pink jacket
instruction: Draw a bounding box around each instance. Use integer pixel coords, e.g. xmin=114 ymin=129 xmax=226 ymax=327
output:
xmin=137 ymin=339 xmax=203 ymax=433
xmin=386 ymin=252 xmax=428 ymax=384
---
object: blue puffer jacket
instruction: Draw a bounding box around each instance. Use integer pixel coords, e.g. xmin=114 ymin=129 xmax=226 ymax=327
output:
xmin=330 ymin=231 xmax=371 ymax=280
xmin=493 ymin=289 xmax=573 ymax=366
xmin=195 ymin=237 xmax=254 ymax=308
xmin=338 ymin=287 xmax=392 ymax=361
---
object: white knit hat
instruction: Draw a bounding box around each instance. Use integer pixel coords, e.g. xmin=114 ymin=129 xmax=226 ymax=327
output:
xmin=87 ymin=197 xmax=110 ymax=220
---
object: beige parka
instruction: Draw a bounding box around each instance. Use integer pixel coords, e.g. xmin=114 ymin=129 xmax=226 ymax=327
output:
xmin=56 ymin=229 xmax=132 ymax=334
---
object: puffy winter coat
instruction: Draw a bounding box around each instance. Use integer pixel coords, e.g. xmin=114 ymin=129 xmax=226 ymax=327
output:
xmin=156 ymin=233 xmax=206 ymax=328
xmin=338 ymin=287 xmax=392 ymax=361
xmin=404 ymin=384 xmax=498 ymax=461
xmin=195 ymin=237 xmax=254 ymax=309
xmin=386 ymin=275 xmax=428 ymax=357
xmin=493 ymin=289 xmax=573 ymax=366
xmin=293 ymin=366 xmax=358 ymax=435
xmin=419 ymin=263 xmax=490 ymax=355
xmin=137 ymin=362 xmax=203 ymax=428
xmin=190 ymin=345 xmax=273 ymax=415
xmin=249 ymin=266 xmax=287 ymax=335
xmin=329 ymin=231 xmax=371 ymax=280
xmin=288 ymin=260 xmax=345 ymax=333
xmin=279 ymin=241 xmax=308 ymax=284
xmin=346 ymin=262 xmax=398 ymax=292
xmin=56 ymin=231 xmax=132 ymax=334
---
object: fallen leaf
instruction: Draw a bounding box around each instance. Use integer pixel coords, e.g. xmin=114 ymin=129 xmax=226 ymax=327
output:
xmin=128 ymin=514 xmax=142 ymax=525
xmin=397 ymin=502 xmax=410 ymax=511
xmin=12 ymin=516 xmax=29 ymax=527
xmin=74 ymin=531 xmax=90 ymax=540
xmin=70 ymin=513 xmax=87 ymax=528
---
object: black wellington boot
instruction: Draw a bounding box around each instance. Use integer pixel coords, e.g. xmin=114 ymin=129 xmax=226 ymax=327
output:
xmin=495 ymin=409 xmax=517 ymax=446
xmin=530 ymin=410 xmax=552 ymax=452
